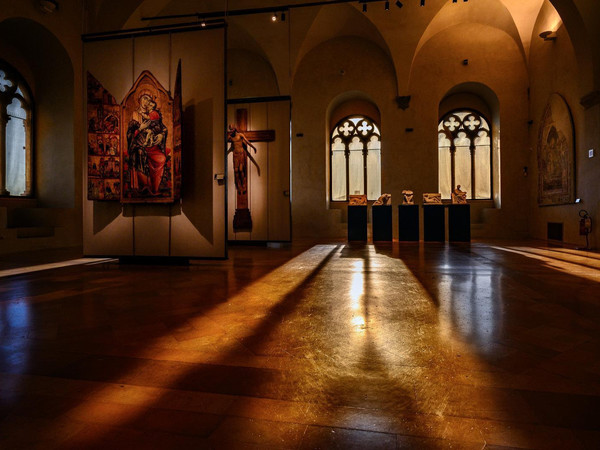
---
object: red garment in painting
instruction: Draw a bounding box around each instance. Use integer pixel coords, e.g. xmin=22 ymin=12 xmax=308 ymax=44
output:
xmin=146 ymin=146 xmax=166 ymax=194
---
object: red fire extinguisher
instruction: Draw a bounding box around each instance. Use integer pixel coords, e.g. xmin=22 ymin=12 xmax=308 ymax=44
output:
xmin=579 ymin=209 xmax=592 ymax=249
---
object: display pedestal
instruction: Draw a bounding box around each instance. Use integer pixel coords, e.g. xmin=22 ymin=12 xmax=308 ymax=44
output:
xmin=372 ymin=205 xmax=392 ymax=241
xmin=348 ymin=205 xmax=367 ymax=241
xmin=398 ymin=205 xmax=419 ymax=241
xmin=448 ymin=204 xmax=470 ymax=242
xmin=423 ymin=205 xmax=445 ymax=242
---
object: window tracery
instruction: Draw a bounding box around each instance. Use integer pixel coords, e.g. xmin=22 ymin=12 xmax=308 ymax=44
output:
xmin=438 ymin=110 xmax=491 ymax=200
xmin=331 ymin=115 xmax=381 ymax=201
xmin=0 ymin=62 xmax=33 ymax=197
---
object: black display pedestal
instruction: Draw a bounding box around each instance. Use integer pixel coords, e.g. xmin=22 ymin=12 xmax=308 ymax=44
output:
xmin=423 ymin=205 xmax=445 ymax=242
xmin=448 ymin=204 xmax=471 ymax=242
xmin=398 ymin=205 xmax=419 ymax=241
xmin=372 ymin=205 xmax=392 ymax=241
xmin=348 ymin=205 xmax=367 ymax=241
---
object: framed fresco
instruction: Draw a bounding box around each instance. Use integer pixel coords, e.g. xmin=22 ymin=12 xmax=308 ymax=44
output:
xmin=537 ymin=93 xmax=575 ymax=206
xmin=86 ymin=64 xmax=183 ymax=203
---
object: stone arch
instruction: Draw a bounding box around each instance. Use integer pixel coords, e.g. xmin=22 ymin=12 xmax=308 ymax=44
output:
xmin=227 ymin=48 xmax=280 ymax=98
xmin=411 ymin=0 xmax=526 ymax=86
xmin=546 ymin=0 xmax=596 ymax=92
xmin=0 ymin=17 xmax=75 ymax=207
xmin=439 ymin=82 xmax=502 ymax=207
xmin=292 ymin=3 xmax=395 ymax=85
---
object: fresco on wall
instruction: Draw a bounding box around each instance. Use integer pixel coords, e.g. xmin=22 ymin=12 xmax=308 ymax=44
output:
xmin=87 ymin=73 xmax=121 ymax=201
xmin=86 ymin=66 xmax=182 ymax=203
xmin=537 ymin=93 xmax=575 ymax=206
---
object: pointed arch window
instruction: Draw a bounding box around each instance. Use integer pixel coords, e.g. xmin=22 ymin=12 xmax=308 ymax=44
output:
xmin=0 ymin=61 xmax=33 ymax=197
xmin=438 ymin=110 xmax=491 ymax=200
xmin=330 ymin=115 xmax=381 ymax=201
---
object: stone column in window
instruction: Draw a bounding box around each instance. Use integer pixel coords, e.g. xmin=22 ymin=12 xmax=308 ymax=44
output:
xmin=23 ymin=115 xmax=32 ymax=196
xmin=450 ymin=141 xmax=456 ymax=190
xmin=470 ymin=140 xmax=476 ymax=199
xmin=0 ymin=110 xmax=8 ymax=195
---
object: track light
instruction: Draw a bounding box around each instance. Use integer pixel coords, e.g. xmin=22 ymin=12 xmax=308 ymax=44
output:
xmin=362 ymin=2 xmax=367 ymax=12
xmin=420 ymin=0 xmax=425 ymax=6
xmin=385 ymin=1 xmax=390 ymax=10
xmin=395 ymin=0 xmax=403 ymax=7
xmin=271 ymin=12 xmax=277 ymax=21
xmin=453 ymin=0 xmax=457 ymax=3
xmin=281 ymin=12 xmax=286 ymax=21
xmin=200 ymin=18 xmax=206 ymax=27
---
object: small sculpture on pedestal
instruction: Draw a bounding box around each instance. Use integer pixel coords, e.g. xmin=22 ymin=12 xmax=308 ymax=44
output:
xmin=349 ymin=194 xmax=368 ymax=205
xmin=423 ymin=193 xmax=442 ymax=204
xmin=402 ymin=190 xmax=414 ymax=205
xmin=373 ymin=193 xmax=391 ymax=206
xmin=451 ymin=185 xmax=467 ymax=204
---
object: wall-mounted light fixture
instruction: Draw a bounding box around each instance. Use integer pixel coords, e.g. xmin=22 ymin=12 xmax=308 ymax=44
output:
xmin=539 ymin=30 xmax=557 ymax=41
xmin=39 ymin=0 xmax=58 ymax=14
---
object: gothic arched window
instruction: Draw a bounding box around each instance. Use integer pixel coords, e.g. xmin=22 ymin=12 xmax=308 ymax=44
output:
xmin=331 ymin=115 xmax=381 ymax=201
xmin=0 ymin=61 xmax=33 ymax=197
xmin=438 ymin=110 xmax=491 ymax=200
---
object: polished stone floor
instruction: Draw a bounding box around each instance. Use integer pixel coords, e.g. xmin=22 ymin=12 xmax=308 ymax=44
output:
xmin=1 ymin=241 xmax=600 ymax=449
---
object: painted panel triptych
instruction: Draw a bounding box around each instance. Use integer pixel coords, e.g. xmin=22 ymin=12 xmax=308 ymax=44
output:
xmin=86 ymin=64 xmax=183 ymax=203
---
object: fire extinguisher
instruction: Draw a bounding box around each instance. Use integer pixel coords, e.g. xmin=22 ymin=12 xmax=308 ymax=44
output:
xmin=579 ymin=209 xmax=592 ymax=249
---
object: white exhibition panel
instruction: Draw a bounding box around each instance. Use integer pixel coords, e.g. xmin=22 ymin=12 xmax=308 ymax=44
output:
xmin=83 ymin=28 xmax=226 ymax=258
xmin=227 ymin=100 xmax=291 ymax=241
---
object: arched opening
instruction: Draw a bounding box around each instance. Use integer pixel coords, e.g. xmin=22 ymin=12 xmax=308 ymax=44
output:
xmin=328 ymin=96 xmax=381 ymax=202
xmin=439 ymin=83 xmax=501 ymax=208
xmin=0 ymin=18 xmax=74 ymax=208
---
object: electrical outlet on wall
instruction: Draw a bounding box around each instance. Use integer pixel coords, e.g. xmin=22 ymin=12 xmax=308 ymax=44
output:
xmin=589 ymin=149 xmax=595 ymax=158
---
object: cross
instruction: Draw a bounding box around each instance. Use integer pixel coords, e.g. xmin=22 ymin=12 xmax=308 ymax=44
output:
xmin=357 ymin=120 xmax=373 ymax=135
xmin=444 ymin=116 xmax=459 ymax=131
xmin=339 ymin=121 xmax=354 ymax=136
xmin=231 ymin=108 xmax=275 ymax=231
xmin=235 ymin=108 xmax=275 ymax=143
xmin=0 ymin=71 xmax=13 ymax=93
xmin=464 ymin=115 xmax=481 ymax=130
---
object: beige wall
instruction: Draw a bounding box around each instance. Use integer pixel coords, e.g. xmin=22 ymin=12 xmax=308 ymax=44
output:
xmin=1 ymin=0 xmax=83 ymax=250
xmin=2 ymin=0 xmax=599 ymax=253
xmin=529 ymin=0 xmax=600 ymax=247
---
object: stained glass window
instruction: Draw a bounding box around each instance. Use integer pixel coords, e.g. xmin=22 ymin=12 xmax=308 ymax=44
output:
xmin=438 ymin=110 xmax=491 ymax=200
xmin=330 ymin=115 xmax=381 ymax=201
xmin=0 ymin=63 xmax=33 ymax=197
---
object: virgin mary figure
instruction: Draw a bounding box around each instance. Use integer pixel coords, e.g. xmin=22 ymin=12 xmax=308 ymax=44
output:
xmin=126 ymin=92 xmax=168 ymax=196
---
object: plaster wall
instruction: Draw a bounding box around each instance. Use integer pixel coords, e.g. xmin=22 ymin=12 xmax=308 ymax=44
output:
xmin=0 ymin=1 xmax=83 ymax=250
xmin=291 ymin=22 xmax=529 ymax=239
xmin=528 ymin=1 xmax=600 ymax=247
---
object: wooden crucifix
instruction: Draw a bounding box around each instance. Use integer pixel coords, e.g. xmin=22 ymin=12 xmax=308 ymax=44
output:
xmin=228 ymin=108 xmax=275 ymax=231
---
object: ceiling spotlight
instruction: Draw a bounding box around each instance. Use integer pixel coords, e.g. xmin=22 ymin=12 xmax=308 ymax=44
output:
xmin=395 ymin=0 xmax=403 ymax=8
xmin=453 ymin=0 xmax=457 ymax=3
xmin=420 ymin=0 xmax=425 ymax=6
xmin=200 ymin=19 xmax=206 ymax=27
xmin=362 ymin=2 xmax=367 ymax=12
xmin=385 ymin=1 xmax=390 ymax=10
xmin=281 ymin=12 xmax=286 ymax=21
xmin=271 ymin=12 xmax=277 ymax=22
